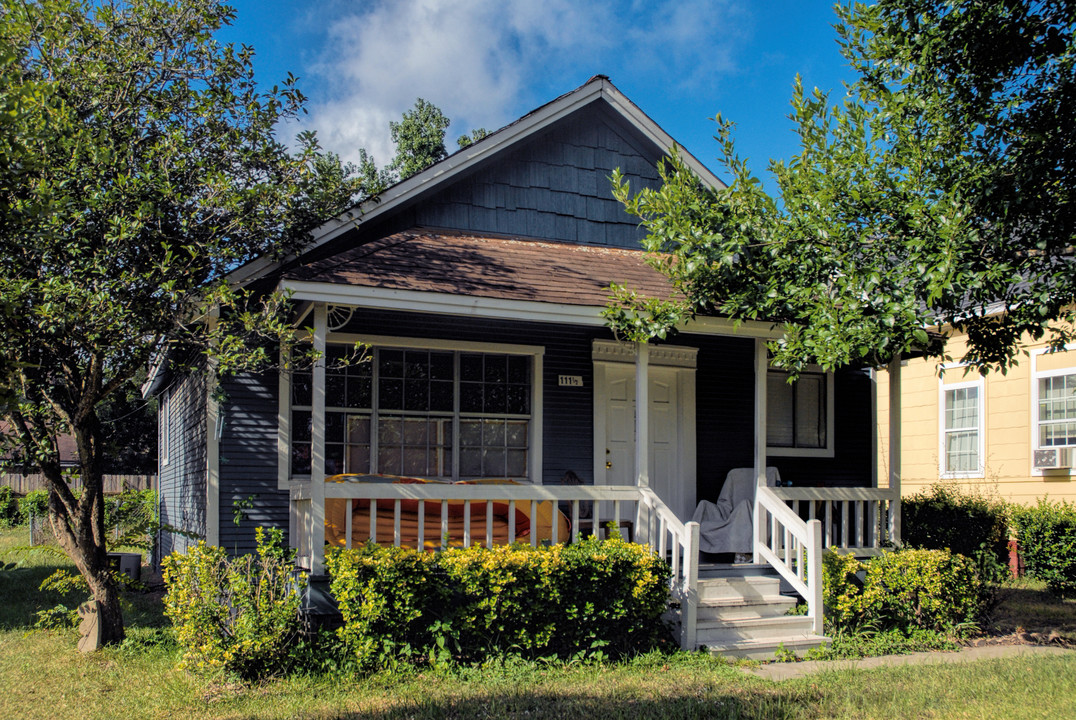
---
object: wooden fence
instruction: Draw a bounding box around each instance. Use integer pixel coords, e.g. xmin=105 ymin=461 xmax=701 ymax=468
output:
xmin=0 ymin=473 xmax=156 ymax=495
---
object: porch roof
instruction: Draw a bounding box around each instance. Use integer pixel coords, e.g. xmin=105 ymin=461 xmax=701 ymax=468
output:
xmin=283 ymin=228 xmax=677 ymax=307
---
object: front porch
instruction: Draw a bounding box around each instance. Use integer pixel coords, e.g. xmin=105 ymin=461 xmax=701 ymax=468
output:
xmin=283 ymin=301 xmax=905 ymax=654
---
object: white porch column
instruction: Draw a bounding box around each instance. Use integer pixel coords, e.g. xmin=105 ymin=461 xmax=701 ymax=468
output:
xmin=634 ymin=342 xmax=650 ymax=488
xmin=888 ymin=354 xmax=902 ymax=544
xmin=752 ymin=338 xmax=768 ymax=563
xmin=634 ymin=342 xmax=650 ymax=545
xmin=310 ymin=303 xmax=328 ymax=574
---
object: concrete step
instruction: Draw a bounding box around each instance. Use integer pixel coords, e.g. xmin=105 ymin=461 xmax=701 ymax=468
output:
xmin=698 ymin=563 xmax=798 ymax=595
xmin=697 ymin=575 xmax=781 ymax=602
xmin=696 ymin=595 xmax=799 ymax=622
xmin=702 ymin=633 xmax=829 ymax=661
xmin=696 ymin=615 xmax=816 ymax=645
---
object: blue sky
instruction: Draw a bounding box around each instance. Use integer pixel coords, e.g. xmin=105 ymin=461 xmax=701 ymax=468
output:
xmin=220 ymin=1 xmax=856 ymax=188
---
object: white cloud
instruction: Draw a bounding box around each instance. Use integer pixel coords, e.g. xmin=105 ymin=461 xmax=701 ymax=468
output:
xmin=298 ymin=0 xmax=750 ymax=166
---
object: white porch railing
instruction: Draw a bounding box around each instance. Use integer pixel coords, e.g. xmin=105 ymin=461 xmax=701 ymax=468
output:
xmin=755 ymin=485 xmax=824 ymax=636
xmin=291 ymin=480 xmax=703 ymax=650
xmin=767 ymin=487 xmax=899 ymax=556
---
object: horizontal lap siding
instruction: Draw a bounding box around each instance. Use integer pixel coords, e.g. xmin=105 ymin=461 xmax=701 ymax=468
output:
xmin=156 ymin=370 xmax=207 ymax=563
xmin=218 ymin=371 xmax=290 ymax=556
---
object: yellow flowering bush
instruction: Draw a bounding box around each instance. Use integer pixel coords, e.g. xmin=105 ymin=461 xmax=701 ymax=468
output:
xmin=162 ymin=527 xmax=305 ymax=679
xmin=822 ymin=547 xmax=989 ymax=634
xmin=325 ymin=536 xmax=670 ymax=670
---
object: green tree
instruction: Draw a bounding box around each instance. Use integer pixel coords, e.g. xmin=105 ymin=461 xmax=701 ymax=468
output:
xmin=388 ymin=97 xmax=450 ymax=180
xmin=457 ymin=127 xmax=490 ymax=149
xmin=0 ymin=0 xmax=358 ymax=648
xmin=610 ymin=0 xmax=1075 ymax=375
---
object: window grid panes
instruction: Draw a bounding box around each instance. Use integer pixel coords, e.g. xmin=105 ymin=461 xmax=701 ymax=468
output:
xmin=291 ymin=346 xmax=530 ymax=480
xmin=766 ymin=371 xmax=827 ymax=450
xmin=1038 ymin=374 xmax=1076 ymax=447
xmin=943 ymin=386 xmax=980 ymax=474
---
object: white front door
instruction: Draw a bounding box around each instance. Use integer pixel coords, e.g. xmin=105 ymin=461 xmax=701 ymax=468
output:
xmin=597 ymin=362 xmax=693 ymax=520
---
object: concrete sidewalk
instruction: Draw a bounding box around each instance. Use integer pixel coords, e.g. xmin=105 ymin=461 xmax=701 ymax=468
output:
xmin=744 ymin=644 xmax=1072 ymax=681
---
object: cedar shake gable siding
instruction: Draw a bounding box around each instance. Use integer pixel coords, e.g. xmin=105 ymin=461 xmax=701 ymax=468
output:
xmin=284 ymin=229 xmax=677 ymax=307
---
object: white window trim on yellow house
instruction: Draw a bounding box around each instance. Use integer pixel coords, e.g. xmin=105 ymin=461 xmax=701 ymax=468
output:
xmin=1030 ymin=342 xmax=1076 ymax=478
xmin=938 ymin=364 xmax=985 ymax=480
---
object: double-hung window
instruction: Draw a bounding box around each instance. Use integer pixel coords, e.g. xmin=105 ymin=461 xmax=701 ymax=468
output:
xmin=939 ymin=378 xmax=984 ymax=478
xmin=1037 ymin=372 xmax=1076 ymax=449
xmin=289 ymin=345 xmax=532 ymax=480
xmin=766 ymin=368 xmax=834 ymax=457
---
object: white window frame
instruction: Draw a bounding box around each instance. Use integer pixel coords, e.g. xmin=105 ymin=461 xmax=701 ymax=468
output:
xmin=1030 ymin=343 xmax=1076 ymax=477
xmin=766 ymin=366 xmax=836 ymax=458
xmin=279 ymin=333 xmax=544 ymax=489
xmin=938 ymin=369 xmax=985 ymax=480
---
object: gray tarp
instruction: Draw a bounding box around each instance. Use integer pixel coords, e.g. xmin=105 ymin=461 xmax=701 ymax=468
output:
xmin=692 ymin=467 xmax=781 ymax=555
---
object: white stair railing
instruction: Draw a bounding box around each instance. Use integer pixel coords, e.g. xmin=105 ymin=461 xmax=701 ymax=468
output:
xmin=637 ymin=486 xmax=701 ymax=650
xmin=755 ymin=485 xmax=824 ymax=635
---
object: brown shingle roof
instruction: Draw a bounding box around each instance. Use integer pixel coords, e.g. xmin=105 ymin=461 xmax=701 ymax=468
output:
xmin=285 ymin=229 xmax=675 ymax=307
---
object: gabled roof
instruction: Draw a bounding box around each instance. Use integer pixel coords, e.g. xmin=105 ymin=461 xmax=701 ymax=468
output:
xmin=283 ymin=228 xmax=676 ymax=307
xmin=230 ymin=75 xmax=723 ymax=288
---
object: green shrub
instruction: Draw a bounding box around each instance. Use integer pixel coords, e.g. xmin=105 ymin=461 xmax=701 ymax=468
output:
xmin=326 ymin=537 xmax=670 ymax=671
xmin=104 ymin=489 xmax=157 ymax=550
xmin=902 ymin=484 xmax=1009 ymax=575
xmin=18 ymin=489 xmax=48 ymax=521
xmin=1011 ymin=499 xmax=1076 ymax=597
xmin=0 ymin=486 xmax=20 ymax=526
xmin=822 ymin=547 xmax=989 ymax=634
xmin=162 ymin=527 xmax=305 ymax=679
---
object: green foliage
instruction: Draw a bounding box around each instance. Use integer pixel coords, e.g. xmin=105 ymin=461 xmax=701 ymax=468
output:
xmin=389 ymin=98 xmax=450 ymax=180
xmin=609 ymin=1 xmax=1076 ymax=375
xmin=162 ymin=527 xmax=306 ymax=679
xmin=1011 ymin=498 xmax=1076 ymax=597
xmin=902 ymin=484 xmax=1010 ymax=581
xmin=822 ymin=548 xmax=989 ymax=634
xmin=0 ymin=0 xmax=359 ymax=643
xmin=457 ymin=128 xmax=490 ymax=149
xmin=105 ymin=489 xmax=157 ymax=550
xmin=326 ymin=537 xmax=670 ymax=672
xmin=805 ymin=624 xmax=959 ymax=660
xmin=17 ymin=489 xmax=48 ymax=521
xmin=0 ymin=486 xmax=19 ymax=526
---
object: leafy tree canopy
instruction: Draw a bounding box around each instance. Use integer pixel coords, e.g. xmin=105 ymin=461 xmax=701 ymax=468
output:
xmin=0 ymin=0 xmax=360 ymax=646
xmin=388 ymin=97 xmax=450 ymax=180
xmin=609 ymin=0 xmax=1076 ymax=376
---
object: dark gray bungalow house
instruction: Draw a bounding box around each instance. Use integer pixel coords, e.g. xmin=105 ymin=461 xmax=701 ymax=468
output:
xmin=149 ymin=77 xmax=903 ymax=657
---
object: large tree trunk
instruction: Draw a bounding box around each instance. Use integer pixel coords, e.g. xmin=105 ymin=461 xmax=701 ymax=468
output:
xmin=39 ymin=415 xmax=127 ymax=650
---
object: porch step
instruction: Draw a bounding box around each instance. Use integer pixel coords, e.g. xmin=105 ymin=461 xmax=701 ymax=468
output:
xmin=697 ymin=575 xmax=782 ymax=603
xmin=696 ymin=595 xmax=798 ymax=622
xmin=696 ymin=615 xmax=815 ymax=644
xmin=702 ymin=634 xmax=829 ymax=661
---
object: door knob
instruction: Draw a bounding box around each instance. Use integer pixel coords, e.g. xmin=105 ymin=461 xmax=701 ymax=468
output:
xmin=605 ymin=461 xmax=613 ymax=469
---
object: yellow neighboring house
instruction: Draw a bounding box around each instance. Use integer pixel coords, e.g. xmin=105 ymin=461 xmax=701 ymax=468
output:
xmin=876 ymin=331 xmax=1076 ymax=506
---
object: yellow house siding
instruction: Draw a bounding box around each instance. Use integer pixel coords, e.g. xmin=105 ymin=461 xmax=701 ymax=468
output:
xmin=876 ymin=334 xmax=1076 ymax=507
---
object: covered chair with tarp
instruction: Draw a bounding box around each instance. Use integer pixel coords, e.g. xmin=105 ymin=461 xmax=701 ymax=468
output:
xmin=692 ymin=467 xmax=781 ymax=556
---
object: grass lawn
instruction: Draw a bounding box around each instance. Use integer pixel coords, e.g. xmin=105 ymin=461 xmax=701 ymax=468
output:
xmin=2 ymin=527 xmax=1075 ymax=720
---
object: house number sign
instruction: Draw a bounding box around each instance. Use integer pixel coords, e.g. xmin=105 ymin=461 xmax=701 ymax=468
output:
xmin=558 ymin=375 xmax=584 ymax=387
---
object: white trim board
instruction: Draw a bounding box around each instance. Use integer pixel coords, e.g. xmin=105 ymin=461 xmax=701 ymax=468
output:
xmin=281 ymin=279 xmax=785 ymax=339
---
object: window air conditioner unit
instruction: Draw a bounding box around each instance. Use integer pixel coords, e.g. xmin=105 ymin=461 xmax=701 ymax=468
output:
xmin=1034 ymin=447 xmax=1073 ymax=470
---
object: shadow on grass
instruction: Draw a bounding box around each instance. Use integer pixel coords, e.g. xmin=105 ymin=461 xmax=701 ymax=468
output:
xmin=0 ymin=537 xmax=168 ymax=635
xmin=322 ymin=686 xmax=814 ymax=720
xmin=989 ymin=584 xmax=1076 ymax=636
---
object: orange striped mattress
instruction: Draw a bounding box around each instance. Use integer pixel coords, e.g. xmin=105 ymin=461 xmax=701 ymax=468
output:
xmin=324 ymin=474 xmax=571 ymax=550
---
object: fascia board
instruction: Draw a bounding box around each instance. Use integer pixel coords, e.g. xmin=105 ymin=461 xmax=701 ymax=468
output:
xmin=279 ymin=279 xmax=783 ymax=339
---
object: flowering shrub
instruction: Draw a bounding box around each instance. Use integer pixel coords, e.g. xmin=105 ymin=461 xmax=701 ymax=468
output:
xmin=326 ymin=536 xmax=670 ymax=671
xmin=162 ymin=527 xmax=305 ymax=679
xmin=822 ymin=547 xmax=988 ymax=634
